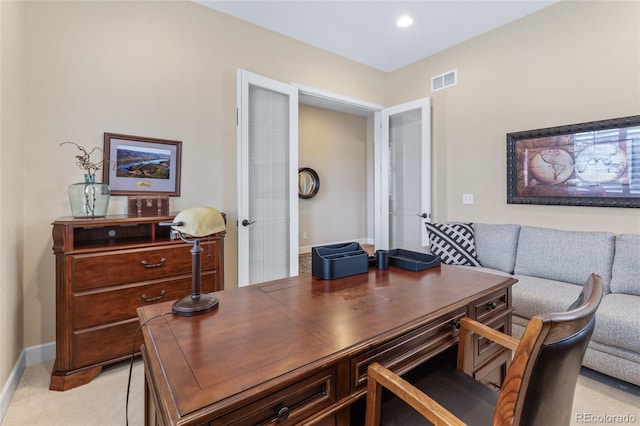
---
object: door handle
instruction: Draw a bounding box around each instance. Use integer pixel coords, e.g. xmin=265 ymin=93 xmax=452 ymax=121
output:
xmin=416 ymin=213 xmax=429 ymax=219
xmin=241 ymin=219 xmax=256 ymax=227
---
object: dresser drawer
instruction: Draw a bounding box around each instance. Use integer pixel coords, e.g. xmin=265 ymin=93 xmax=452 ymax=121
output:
xmin=73 ymin=271 xmax=218 ymax=329
xmin=471 ymin=288 xmax=509 ymax=322
xmin=73 ymin=319 xmax=141 ymax=368
xmin=211 ymin=367 xmax=336 ymax=426
xmin=71 ymin=241 xmax=219 ymax=291
xmin=351 ymin=309 xmax=466 ymax=392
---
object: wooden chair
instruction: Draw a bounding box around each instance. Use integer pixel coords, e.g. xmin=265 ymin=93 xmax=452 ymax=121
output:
xmin=365 ymin=273 xmax=603 ymax=426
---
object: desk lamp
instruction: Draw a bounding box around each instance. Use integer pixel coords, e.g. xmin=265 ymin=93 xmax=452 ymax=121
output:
xmin=160 ymin=207 xmax=226 ymax=316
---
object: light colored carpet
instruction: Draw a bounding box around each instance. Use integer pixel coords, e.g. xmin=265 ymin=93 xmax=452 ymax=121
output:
xmin=2 ymin=357 xmax=639 ymax=425
xmin=2 ymin=359 xmax=143 ymax=426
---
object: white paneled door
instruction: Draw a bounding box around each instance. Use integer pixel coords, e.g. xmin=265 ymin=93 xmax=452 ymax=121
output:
xmin=237 ymin=70 xmax=299 ymax=286
xmin=375 ymin=98 xmax=431 ymax=251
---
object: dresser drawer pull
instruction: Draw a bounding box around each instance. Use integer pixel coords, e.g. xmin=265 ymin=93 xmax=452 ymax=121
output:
xmin=141 ymin=258 xmax=166 ymax=269
xmin=451 ymin=320 xmax=461 ymax=330
xmin=487 ymin=302 xmax=498 ymax=310
xmin=141 ymin=290 xmax=166 ymax=302
xmin=275 ymin=405 xmax=290 ymax=423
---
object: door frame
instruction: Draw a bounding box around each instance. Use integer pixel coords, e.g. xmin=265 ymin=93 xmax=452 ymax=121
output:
xmin=295 ymin=84 xmax=383 ymax=249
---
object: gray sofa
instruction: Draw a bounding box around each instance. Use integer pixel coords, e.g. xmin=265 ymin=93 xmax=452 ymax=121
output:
xmin=465 ymin=223 xmax=640 ymax=387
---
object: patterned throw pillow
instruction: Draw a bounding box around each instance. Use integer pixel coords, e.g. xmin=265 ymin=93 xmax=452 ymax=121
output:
xmin=425 ymin=222 xmax=480 ymax=266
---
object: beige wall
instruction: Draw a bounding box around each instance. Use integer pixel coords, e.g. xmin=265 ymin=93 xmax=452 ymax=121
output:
xmin=2 ymin=0 xmax=639 ymax=390
xmin=17 ymin=0 xmax=386 ymax=357
xmin=387 ymin=0 xmax=640 ymax=233
xmin=299 ymin=105 xmax=368 ymax=249
xmin=0 ymin=0 xmax=26 ymax=389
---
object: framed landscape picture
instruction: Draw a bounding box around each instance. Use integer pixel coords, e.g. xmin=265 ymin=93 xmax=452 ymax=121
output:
xmin=507 ymin=115 xmax=640 ymax=208
xmin=103 ymin=133 xmax=182 ymax=196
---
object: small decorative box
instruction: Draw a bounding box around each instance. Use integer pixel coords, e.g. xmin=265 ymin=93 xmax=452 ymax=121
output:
xmin=388 ymin=249 xmax=441 ymax=271
xmin=311 ymin=242 xmax=369 ymax=280
xmin=127 ymin=195 xmax=170 ymax=217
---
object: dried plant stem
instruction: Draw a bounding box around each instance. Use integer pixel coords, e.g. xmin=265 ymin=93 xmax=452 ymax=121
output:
xmin=60 ymin=142 xmax=107 ymax=176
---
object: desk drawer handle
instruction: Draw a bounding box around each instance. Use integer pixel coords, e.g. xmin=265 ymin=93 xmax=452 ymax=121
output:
xmin=141 ymin=258 xmax=166 ymax=269
xmin=275 ymin=405 xmax=290 ymax=422
xmin=451 ymin=320 xmax=461 ymax=330
xmin=487 ymin=301 xmax=498 ymax=310
xmin=141 ymin=290 xmax=166 ymax=303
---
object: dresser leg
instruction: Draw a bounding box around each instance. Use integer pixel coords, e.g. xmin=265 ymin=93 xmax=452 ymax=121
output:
xmin=49 ymin=365 xmax=102 ymax=391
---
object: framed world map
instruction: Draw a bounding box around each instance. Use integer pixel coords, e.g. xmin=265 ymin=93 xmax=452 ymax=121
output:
xmin=507 ymin=115 xmax=640 ymax=208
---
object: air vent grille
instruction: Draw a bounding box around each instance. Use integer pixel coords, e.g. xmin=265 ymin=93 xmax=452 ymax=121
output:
xmin=431 ymin=69 xmax=457 ymax=92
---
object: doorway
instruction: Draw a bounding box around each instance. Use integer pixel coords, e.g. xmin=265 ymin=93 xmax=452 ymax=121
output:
xmin=237 ymin=71 xmax=431 ymax=285
xmin=297 ymin=85 xmax=382 ymax=255
xmin=297 ymin=104 xmax=373 ymax=254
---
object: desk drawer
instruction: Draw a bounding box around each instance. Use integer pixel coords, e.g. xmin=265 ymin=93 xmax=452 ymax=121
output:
xmin=71 ymin=241 xmax=219 ymax=291
xmin=471 ymin=288 xmax=509 ymax=322
xmin=73 ymin=272 xmax=217 ymax=329
xmin=473 ymin=312 xmax=511 ymax=368
xmin=351 ymin=309 xmax=466 ymax=392
xmin=211 ymin=367 xmax=336 ymax=426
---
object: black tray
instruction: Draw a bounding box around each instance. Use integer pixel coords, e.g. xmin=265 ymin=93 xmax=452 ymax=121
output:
xmin=311 ymin=242 xmax=369 ymax=280
xmin=388 ymin=249 xmax=441 ymax=271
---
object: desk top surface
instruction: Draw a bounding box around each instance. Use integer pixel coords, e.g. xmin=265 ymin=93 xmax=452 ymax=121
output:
xmin=138 ymin=265 xmax=516 ymax=423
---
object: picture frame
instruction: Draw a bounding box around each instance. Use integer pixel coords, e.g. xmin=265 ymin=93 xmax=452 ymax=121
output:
xmin=507 ymin=115 xmax=640 ymax=208
xmin=103 ymin=133 xmax=182 ymax=196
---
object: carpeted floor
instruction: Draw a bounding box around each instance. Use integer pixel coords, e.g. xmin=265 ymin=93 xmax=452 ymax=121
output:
xmin=299 ymin=253 xmax=312 ymax=274
xmin=2 ymin=357 xmax=639 ymax=425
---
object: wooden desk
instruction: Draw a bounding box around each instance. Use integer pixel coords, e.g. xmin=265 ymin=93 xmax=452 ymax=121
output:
xmin=139 ymin=265 xmax=516 ymax=426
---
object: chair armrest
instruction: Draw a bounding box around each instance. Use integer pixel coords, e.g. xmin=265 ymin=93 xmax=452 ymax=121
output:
xmin=366 ymin=362 xmax=467 ymax=426
xmin=459 ymin=317 xmax=519 ymax=351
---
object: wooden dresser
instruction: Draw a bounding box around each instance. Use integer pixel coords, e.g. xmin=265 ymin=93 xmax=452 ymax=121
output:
xmin=50 ymin=214 xmax=225 ymax=391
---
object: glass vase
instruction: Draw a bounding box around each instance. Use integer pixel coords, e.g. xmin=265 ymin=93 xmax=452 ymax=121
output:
xmin=68 ymin=174 xmax=110 ymax=218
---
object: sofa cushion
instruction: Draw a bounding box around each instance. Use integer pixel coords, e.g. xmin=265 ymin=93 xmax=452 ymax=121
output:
xmin=513 ymin=226 xmax=615 ymax=292
xmin=425 ymin=222 xmax=480 ymax=266
xmin=511 ymin=275 xmax=583 ymax=320
xmin=610 ymin=234 xmax=640 ymax=296
xmin=473 ymin=223 xmax=520 ymax=274
xmin=592 ymin=293 xmax=640 ymax=353
xmin=583 ymin=343 xmax=640 ymax=387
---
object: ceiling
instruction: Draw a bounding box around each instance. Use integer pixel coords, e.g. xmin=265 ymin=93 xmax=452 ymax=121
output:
xmin=195 ymin=1 xmax=559 ymax=73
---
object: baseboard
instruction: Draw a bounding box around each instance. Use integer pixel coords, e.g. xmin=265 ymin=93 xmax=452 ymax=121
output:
xmin=0 ymin=342 xmax=55 ymax=423
xmin=0 ymin=351 xmax=25 ymax=424
xmin=25 ymin=341 xmax=56 ymax=366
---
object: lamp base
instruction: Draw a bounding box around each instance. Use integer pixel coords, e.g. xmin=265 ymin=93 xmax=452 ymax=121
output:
xmin=172 ymin=294 xmax=219 ymax=317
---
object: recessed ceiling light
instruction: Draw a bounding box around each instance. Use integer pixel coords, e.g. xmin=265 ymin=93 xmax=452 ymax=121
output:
xmin=396 ymin=15 xmax=413 ymax=28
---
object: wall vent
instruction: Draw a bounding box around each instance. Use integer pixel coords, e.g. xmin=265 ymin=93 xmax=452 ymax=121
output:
xmin=431 ymin=69 xmax=457 ymax=92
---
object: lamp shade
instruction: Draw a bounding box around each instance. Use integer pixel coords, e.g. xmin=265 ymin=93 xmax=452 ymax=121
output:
xmin=171 ymin=207 xmax=226 ymax=237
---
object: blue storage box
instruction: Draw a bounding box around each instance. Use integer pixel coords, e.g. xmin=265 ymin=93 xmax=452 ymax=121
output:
xmin=388 ymin=249 xmax=441 ymax=271
xmin=311 ymin=242 xmax=369 ymax=279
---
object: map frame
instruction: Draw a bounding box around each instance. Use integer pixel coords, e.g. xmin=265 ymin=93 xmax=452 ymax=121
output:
xmin=507 ymin=115 xmax=640 ymax=208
